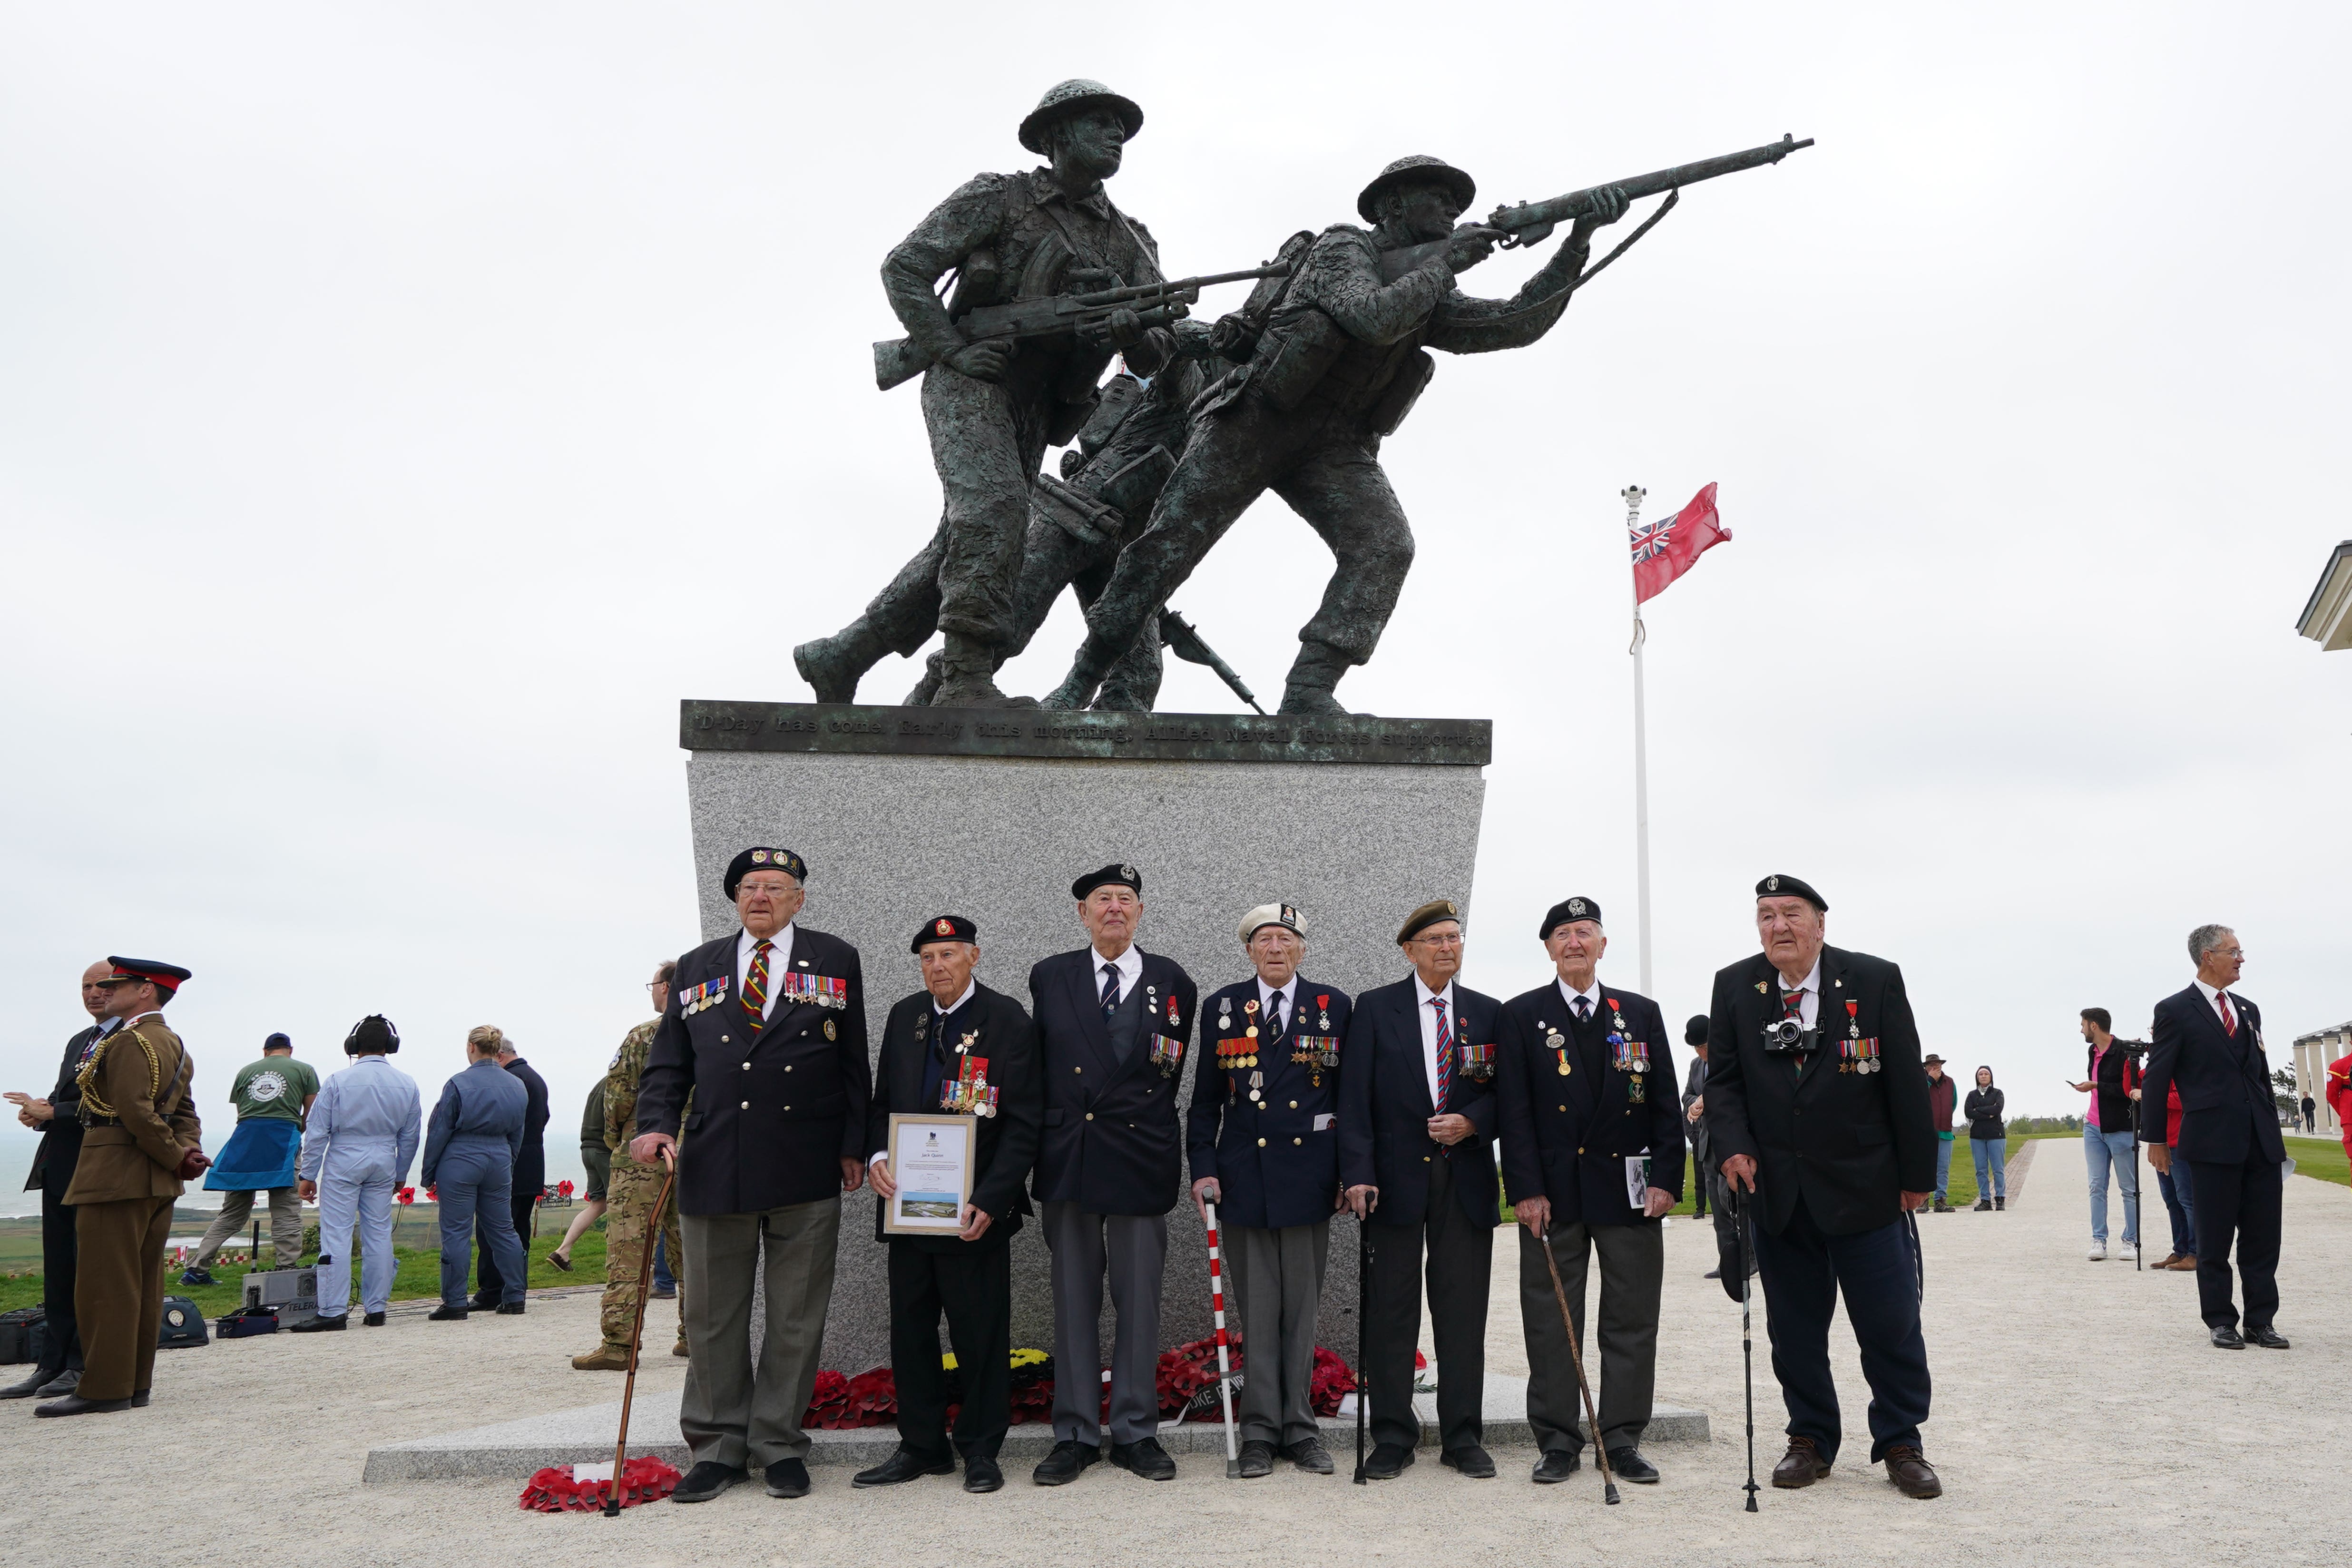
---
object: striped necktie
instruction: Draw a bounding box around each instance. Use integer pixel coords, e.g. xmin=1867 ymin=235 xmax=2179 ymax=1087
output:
xmin=743 ymin=938 xmax=774 ymax=1021
xmin=1431 ymin=996 xmax=1452 ymax=1114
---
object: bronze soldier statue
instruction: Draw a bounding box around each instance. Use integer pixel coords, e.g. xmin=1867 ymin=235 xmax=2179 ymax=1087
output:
xmin=1043 ymin=156 xmax=1627 ymax=715
xmin=795 ymin=80 xmax=1176 ymax=708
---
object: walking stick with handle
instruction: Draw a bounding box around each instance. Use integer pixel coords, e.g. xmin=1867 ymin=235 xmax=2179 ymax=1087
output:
xmin=1203 ymin=1197 xmax=1242 ymax=1478
xmin=1536 ymin=1220 xmax=1619 ymax=1504
xmin=1732 ymin=1186 xmax=1758 ymax=1512
xmin=1352 ymin=1202 xmax=1372 ymax=1484
xmin=605 ymin=1145 xmax=678 ymax=1518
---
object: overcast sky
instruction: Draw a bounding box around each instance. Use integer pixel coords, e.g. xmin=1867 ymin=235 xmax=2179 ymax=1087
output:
xmin=4 ymin=4 xmax=2345 ymax=1204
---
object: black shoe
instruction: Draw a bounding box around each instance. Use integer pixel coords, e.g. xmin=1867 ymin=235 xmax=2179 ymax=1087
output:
xmin=853 ymin=1448 xmax=953 ymax=1488
xmin=1972 ymin=1197 xmax=1992 ymax=1212
xmin=2210 ymin=1323 xmax=2245 ymax=1350
xmin=0 ymin=1367 xmax=63 ymax=1400
xmin=1283 ymin=1437 xmax=1334 ymax=1474
xmin=1361 ymin=1442 xmax=1414 ymax=1480
xmin=1606 ymin=1446 xmax=1660 ymax=1483
xmin=962 ymin=1454 xmax=1004 ymax=1493
xmin=178 ymin=1267 xmax=215 ymax=1287
xmin=1109 ymin=1436 xmax=1176 ymax=1480
xmin=427 ymin=1304 xmax=469 ymax=1322
xmin=1032 ymin=1440 xmax=1099 ymax=1486
xmin=34 ymin=1394 xmax=131 ymax=1417
xmin=469 ymin=1292 xmax=500 ymax=1310
xmin=290 ymin=1313 xmax=347 ymax=1332
xmin=1236 ymin=1440 xmax=1275 ymax=1478
xmin=130 ymin=1390 xmax=150 ymax=1408
xmin=1994 ymin=1197 xmax=2005 ymax=1211
xmin=670 ymin=1460 xmax=746 ymax=1503
xmin=495 ymin=1301 xmax=526 ymax=1315
xmin=34 ymin=1369 xmax=78 ymax=1397
xmin=1703 ymin=1267 xmax=1722 ymax=1280
xmin=1440 ymin=1444 xmax=1496 ymax=1479
xmin=1532 ymin=1449 xmax=1583 ymax=1483
xmin=363 ymin=1311 xmax=385 ymax=1327
xmin=2246 ymin=1325 xmax=2290 ymax=1350
xmin=1931 ymin=1198 xmax=1952 ymax=1213
xmin=763 ymin=1458 xmax=811 ymax=1498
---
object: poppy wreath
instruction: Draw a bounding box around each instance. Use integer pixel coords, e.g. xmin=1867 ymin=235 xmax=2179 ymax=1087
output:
xmin=518 ymin=1456 xmax=681 ymax=1512
xmin=1308 ymin=1346 xmax=1357 ymax=1417
xmin=805 ymin=1367 xmax=898 ymax=1429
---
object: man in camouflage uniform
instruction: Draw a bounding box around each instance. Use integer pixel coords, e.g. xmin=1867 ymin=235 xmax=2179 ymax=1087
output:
xmin=573 ymin=963 xmax=686 ymax=1370
xmin=794 ymin=79 xmax=1178 ymax=708
xmin=1046 ymin=157 xmax=1626 ymax=715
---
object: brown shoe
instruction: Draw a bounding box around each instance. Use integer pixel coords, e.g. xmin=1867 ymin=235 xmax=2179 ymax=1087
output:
xmin=1771 ymin=1436 xmax=1830 ymax=1488
xmin=1883 ymin=1444 xmax=1942 ymax=1499
xmin=2156 ymin=1254 xmax=2190 ymax=1270
xmin=571 ymin=1344 xmax=632 ymax=1372
xmin=2167 ymin=1254 xmax=2200 ymax=1271
xmin=673 ymin=1337 xmax=690 ymax=1358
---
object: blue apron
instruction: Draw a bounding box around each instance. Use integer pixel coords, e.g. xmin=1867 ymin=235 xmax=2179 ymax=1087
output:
xmin=204 ymin=1117 xmax=304 ymax=1191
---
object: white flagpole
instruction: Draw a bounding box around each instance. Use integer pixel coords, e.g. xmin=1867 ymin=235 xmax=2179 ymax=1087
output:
xmin=1622 ymin=485 xmax=1653 ymax=997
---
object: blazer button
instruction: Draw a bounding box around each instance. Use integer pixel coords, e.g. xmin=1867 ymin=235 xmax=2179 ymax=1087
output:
xmin=721 ymin=1035 xmax=730 ymax=1043
xmin=783 ymin=1105 xmax=791 ymax=1112
xmin=784 ymin=1065 xmax=792 ymax=1071
xmin=1289 ymin=1100 xmax=1298 ymax=1109
xmin=1086 ymin=1113 xmax=1095 ymax=1121
xmin=741 ymin=1101 xmax=750 ymax=1109
xmin=1559 ymin=1105 xmax=1568 ymax=1112
xmin=1422 ymin=1155 xmax=1431 ymax=1163
xmin=1257 ymin=1138 xmax=1267 ymax=1147
xmin=1293 ymin=1137 xmax=1302 ymax=1146
xmin=741 ymin=1062 xmax=750 ymax=1071
xmin=1075 ymin=1067 xmax=1083 ymax=1074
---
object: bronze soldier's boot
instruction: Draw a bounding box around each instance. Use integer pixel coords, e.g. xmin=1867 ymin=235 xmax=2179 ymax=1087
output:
xmin=1043 ymin=632 xmax=1122 ymax=710
xmin=902 ymin=649 xmax=947 ymax=706
xmin=931 ymin=633 xmax=1034 ymax=708
xmin=1278 ymin=640 xmax=1360 ymax=716
xmin=794 ymin=618 xmax=888 ymax=704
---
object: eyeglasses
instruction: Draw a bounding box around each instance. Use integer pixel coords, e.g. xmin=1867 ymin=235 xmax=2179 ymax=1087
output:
xmin=737 ymin=881 xmax=797 ymax=897
xmin=645 ymin=982 xmax=668 ymax=994
xmin=1410 ymin=932 xmax=1464 ymax=948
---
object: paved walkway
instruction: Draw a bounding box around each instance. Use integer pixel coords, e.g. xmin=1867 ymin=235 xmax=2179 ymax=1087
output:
xmin=5 ymin=1151 xmax=2345 ymax=1566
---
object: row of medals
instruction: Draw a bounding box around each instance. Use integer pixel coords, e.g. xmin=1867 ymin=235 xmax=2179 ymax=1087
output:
xmin=1536 ymin=1023 xmax=1652 ymax=1077
xmin=1217 ymin=994 xmax=1335 ymax=1100
xmin=1844 ymin=1020 xmax=1881 ymax=1072
xmin=917 ymin=1014 xmax=997 ymax=1115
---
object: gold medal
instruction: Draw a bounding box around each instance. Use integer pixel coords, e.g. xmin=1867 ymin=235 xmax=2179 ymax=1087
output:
xmin=823 ymin=1019 xmax=836 ymax=1040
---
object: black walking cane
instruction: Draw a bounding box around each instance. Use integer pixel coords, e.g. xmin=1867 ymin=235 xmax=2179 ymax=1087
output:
xmin=1731 ymin=1185 xmax=1759 ymax=1513
xmin=605 ymin=1146 xmax=679 ymax=1518
xmin=1537 ymin=1219 xmax=1619 ymax=1505
xmin=1352 ymin=1200 xmax=1372 ymax=1484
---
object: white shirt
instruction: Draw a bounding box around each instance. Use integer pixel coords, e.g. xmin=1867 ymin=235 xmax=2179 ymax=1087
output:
xmin=1556 ymin=976 xmax=1604 ymax=1023
xmin=1256 ymin=975 xmax=1298 ymax=1032
xmin=2192 ymin=976 xmax=2237 ymax=1031
xmin=1413 ymin=974 xmax=1457 ymax=1108
xmin=1774 ymin=960 xmax=1821 ymax=1029
xmin=736 ymin=922 xmax=798 ymax=1020
xmin=1092 ymin=943 xmax=1143 ymax=1005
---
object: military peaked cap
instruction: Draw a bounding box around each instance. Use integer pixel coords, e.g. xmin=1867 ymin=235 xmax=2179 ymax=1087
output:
xmin=1019 ymin=79 xmax=1145 ymax=154
xmin=1755 ymin=873 xmax=1827 ymax=912
xmin=1538 ymin=896 xmax=1603 ymax=939
xmin=104 ymin=956 xmax=190 ymax=995
xmin=725 ymin=845 xmax=808 ymax=898
xmin=912 ymin=914 xmax=979 ymax=953
xmin=1358 ymin=155 xmax=1478 ymax=223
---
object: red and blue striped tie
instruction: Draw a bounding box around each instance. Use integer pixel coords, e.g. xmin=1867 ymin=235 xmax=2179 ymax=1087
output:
xmin=1431 ymin=996 xmax=1452 ymax=1114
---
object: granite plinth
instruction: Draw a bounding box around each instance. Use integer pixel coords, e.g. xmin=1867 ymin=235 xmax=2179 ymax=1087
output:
xmin=680 ymin=701 xmax=1489 ymax=1375
xmin=361 ymin=1377 xmax=1710 ymax=1481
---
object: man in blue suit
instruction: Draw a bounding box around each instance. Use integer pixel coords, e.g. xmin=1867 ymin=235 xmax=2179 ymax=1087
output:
xmin=1338 ymin=898 xmax=1503 ymax=1480
xmin=1028 ymin=863 xmax=1197 ymax=1486
xmin=1188 ymin=902 xmax=1352 ymax=1477
xmin=1496 ymin=897 xmax=1681 ymax=1485
xmin=2141 ymin=924 xmax=2288 ymax=1351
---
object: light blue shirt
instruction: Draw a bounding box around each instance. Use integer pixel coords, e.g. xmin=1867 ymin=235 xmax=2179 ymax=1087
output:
xmin=298 ymin=1055 xmax=423 ymax=1183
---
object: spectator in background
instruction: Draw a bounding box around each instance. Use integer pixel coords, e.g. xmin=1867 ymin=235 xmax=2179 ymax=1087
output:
xmin=294 ymin=1016 xmax=421 ymax=1331
xmin=1681 ymin=1017 xmax=1712 ymax=1223
xmin=2068 ymin=1008 xmax=2141 ymax=1263
xmin=1964 ymin=1067 xmax=2005 ymax=1211
xmin=2152 ymin=1079 xmax=2195 ymax=1271
xmin=424 ymin=1025 xmax=529 ymax=1320
xmin=549 ymin=1071 xmax=609 ymax=1273
xmin=471 ymin=1031 xmax=549 ymax=1309
xmin=1924 ymin=1057 xmax=1957 ymax=1213
xmin=2299 ymin=1093 xmax=2315 ymax=1135
xmin=184 ymin=1033 xmax=318 ymax=1284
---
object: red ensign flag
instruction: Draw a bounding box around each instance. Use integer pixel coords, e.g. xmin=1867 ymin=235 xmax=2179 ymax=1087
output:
xmin=1630 ymin=482 xmax=1730 ymax=604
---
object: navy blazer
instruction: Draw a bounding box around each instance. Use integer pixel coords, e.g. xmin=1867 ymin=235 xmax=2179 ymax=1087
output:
xmin=1336 ymin=975 xmax=1502 ymax=1231
xmin=1029 ymin=947 xmax=1197 ymax=1217
xmin=2140 ymin=983 xmax=2285 ymax=1167
xmin=501 ymin=1056 xmax=550 ymax=1198
xmin=865 ymin=981 xmax=1043 ymax=1249
xmin=636 ymin=924 xmax=872 ymax=1216
xmin=1497 ymin=980 xmax=1684 ymax=1226
xmin=1703 ymin=944 xmax=1932 ymax=1238
xmin=1186 ymin=978 xmax=1352 ymax=1231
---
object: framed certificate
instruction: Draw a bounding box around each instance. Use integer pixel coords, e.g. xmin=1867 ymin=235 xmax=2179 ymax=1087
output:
xmin=882 ymin=1113 xmax=977 ymax=1235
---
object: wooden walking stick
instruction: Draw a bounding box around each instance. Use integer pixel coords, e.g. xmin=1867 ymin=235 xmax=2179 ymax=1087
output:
xmin=605 ymin=1145 xmax=678 ymax=1518
xmin=1203 ymin=1197 xmax=1242 ymax=1478
xmin=1537 ymin=1219 xmax=1619 ymax=1504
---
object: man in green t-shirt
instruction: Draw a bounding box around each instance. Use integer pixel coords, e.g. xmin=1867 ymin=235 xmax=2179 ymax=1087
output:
xmin=183 ymin=1034 xmax=321 ymax=1283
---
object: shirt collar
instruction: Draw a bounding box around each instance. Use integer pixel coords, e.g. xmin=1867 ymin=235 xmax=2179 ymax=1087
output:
xmin=1413 ymin=974 xmax=1454 ymax=1009
xmin=1032 ymin=168 xmax=1112 ymax=219
xmin=2193 ymin=977 xmax=2225 ymax=1005
xmin=1257 ymin=975 xmax=1297 ymax=1011
xmin=1556 ymin=976 xmax=1604 ymax=1012
xmin=741 ymin=922 xmax=796 ymax=956
xmin=1777 ymin=960 xmax=1822 ymax=996
xmin=934 ymin=979 xmax=978 ymax=1016
xmin=1092 ymin=944 xmax=1143 ymax=984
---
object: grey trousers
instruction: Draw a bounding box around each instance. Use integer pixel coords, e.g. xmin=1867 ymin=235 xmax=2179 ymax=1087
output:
xmin=1519 ymin=1218 xmax=1664 ymax=1453
xmin=193 ymin=1185 xmax=304 ymax=1268
xmin=1226 ymin=1219 xmax=1330 ymax=1447
xmin=680 ymin=1197 xmax=840 ymax=1469
xmin=1041 ymin=1200 xmax=1166 ymax=1445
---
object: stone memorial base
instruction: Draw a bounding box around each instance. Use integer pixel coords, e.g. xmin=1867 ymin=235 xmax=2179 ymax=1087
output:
xmin=679 ymin=700 xmax=1491 ymax=1375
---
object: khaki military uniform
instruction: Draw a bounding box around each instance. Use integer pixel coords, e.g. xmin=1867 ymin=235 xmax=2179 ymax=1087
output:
xmin=598 ymin=1019 xmax=684 ymax=1352
xmin=62 ymin=1011 xmax=201 ymax=1402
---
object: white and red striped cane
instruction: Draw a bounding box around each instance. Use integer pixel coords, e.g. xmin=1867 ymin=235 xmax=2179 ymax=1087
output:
xmin=1204 ymin=1198 xmax=1241 ymax=1478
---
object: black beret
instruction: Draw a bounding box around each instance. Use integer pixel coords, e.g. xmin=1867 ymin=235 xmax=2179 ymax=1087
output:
xmin=1755 ymin=873 xmax=1827 ymax=912
xmin=911 ymin=914 xmax=979 ymax=953
xmin=1539 ymin=896 xmax=1603 ymax=939
xmin=1072 ymin=862 xmax=1142 ymax=900
xmin=104 ymin=956 xmax=191 ymax=994
xmin=725 ymin=846 xmax=808 ymax=898
xmin=264 ymin=1032 xmax=293 ymax=1051
xmin=1396 ymin=899 xmax=1462 ymax=944
xmin=1685 ymin=1015 xmax=1709 ymax=1047
xmin=344 ymin=1015 xmax=400 ymax=1055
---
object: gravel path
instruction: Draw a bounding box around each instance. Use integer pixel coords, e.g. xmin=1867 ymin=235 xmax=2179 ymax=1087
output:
xmin=7 ymin=1143 xmax=2344 ymax=1568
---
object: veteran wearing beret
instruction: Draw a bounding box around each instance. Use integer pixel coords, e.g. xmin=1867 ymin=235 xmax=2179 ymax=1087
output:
xmin=632 ymin=846 xmax=871 ymax=1504
xmin=857 ymin=916 xmax=1043 ymax=1495
xmin=1187 ymin=903 xmax=1353 ymax=1477
xmin=1338 ymin=900 xmax=1504 ymax=1480
xmin=1495 ymin=897 xmax=1682 ymax=1485
xmin=1704 ymin=875 xmax=1940 ymax=1499
xmin=1027 ymin=862 xmax=1197 ymax=1485
xmin=45 ymin=959 xmax=205 ymax=1417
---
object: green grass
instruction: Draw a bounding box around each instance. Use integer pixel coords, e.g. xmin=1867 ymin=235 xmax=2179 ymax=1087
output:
xmin=2285 ymin=1134 xmax=2349 ymax=1188
xmin=0 ymin=1206 xmax=614 ymax=1317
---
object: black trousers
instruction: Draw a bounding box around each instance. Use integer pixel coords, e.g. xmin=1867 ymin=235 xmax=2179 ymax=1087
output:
xmin=1364 ymin=1153 xmax=1493 ymax=1454
xmin=2185 ymin=1143 xmax=2282 ymax=1331
xmin=890 ymin=1236 xmax=1012 ymax=1460
xmin=1750 ymin=1196 xmax=1931 ymax=1466
xmin=39 ymin=1179 xmax=81 ymax=1370
xmin=474 ymin=1183 xmax=538 ymax=1297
